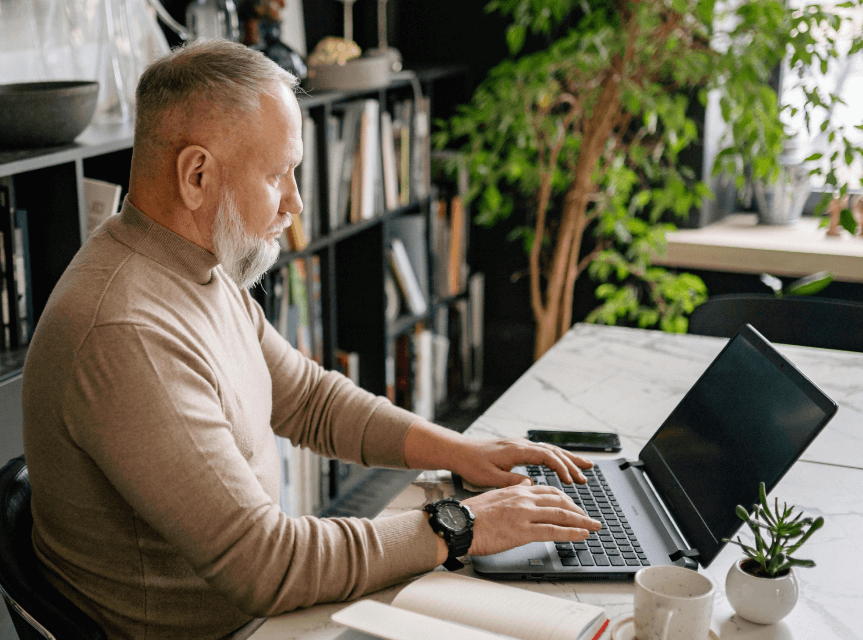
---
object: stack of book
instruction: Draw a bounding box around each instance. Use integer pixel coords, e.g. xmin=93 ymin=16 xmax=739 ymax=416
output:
xmin=319 ymin=95 xmax=432 ymax=235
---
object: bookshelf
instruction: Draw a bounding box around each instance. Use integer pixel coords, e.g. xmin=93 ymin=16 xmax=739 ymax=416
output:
xmin=0 ymin=65 xmax=482 ymax=517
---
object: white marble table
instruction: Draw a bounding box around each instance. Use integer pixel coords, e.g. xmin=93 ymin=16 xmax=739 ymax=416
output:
xmin=252 ymin=324 xmax=863 ymax=640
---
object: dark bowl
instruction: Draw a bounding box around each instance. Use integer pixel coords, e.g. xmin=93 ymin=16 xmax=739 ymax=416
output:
xmin=0 ymin=81 xmax=100 ymax=148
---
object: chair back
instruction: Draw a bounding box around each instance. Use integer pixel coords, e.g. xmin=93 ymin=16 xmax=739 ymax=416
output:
xmin=688 ymin=294 xmax=863 ymax=352
xmin=0 ymin=456 xmax=106 ymax=640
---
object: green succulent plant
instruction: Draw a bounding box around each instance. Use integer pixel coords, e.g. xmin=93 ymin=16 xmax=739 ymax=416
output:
xmin=724 ymin=482 xmax=824 ymax=578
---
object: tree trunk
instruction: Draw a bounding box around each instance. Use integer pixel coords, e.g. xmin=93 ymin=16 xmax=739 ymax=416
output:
xmin=531 ymin=65 xmax=623 ymax=360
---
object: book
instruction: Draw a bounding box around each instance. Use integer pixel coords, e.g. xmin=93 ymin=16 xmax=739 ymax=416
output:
xmin=449 ymin=195 xmax=468 ymax=296
xmin=390 ymin=238 xmax=427 ymax=316
xmin=412 ymin=97 xmax=432 ymax=201
xmin=325 ymin=113 xmax=343 ymax=232
xmin=380 ymin=110 xmax=400 ymax=211
xmin=309 ymin=255 xmax=323 ymax=365
xmin=392 ymin=101 xmax=412 ymax=206
xmin=289 ymin=261 xmax=312 ymax=359
xmin=284 ymin=212 xmax=308 ymax=252
xmin=394 ymin=332 xmax=413 ymax=411
xmin=299 ymin=114 xmax=317 ymax=241
xmin=12 ymin=209 xmax=32 ymax=346
xmin=336 ymin=349 xmax=360 ymax=386
xmin=331 ymin=571 xmax=609 ymax=640
xmin=360 ymin=99 xmax=381 ymax=221
xmin=384 ymin=272 xmax=401 ymax=323
xmin=391 ymin=214 xmax=429 ymax=302
xmin=0 ymin=184 xmax=20 ymax=350
xmin=469 ymin=272 xmax=485 ymax=391
xmin=334 ymin=102 xmax=363 ymax=229
xmin=83 ymin=177 xmax=122 ymax=236
xmin=432 ymin=333 xmax=450 ymax=406
xmin=412 ymin=328 xmax=434 ymax=420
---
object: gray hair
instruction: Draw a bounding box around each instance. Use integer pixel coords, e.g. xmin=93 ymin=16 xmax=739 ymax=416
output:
xmin=134 ymin=39 xmax=299 ymax=147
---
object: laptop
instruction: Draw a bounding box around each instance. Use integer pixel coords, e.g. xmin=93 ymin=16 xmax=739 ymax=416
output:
xmin=470 ymin=324 xmax=838 ymax=580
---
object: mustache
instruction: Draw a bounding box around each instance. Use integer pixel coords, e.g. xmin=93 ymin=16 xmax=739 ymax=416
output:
xmin=268 ymin=214 xmax=293 ymax=236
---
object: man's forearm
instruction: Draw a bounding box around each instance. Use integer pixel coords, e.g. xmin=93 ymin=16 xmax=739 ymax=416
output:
xmin=402 ymin=419 xmax=472 ymax=474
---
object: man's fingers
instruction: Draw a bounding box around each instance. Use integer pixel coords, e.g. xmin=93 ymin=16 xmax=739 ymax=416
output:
xmin=527 ymin=523 xmax=596 ymax=542
xmin=532 ymin=444 xmax=589 ymax=485
xmin=530 ymin=504 xmax=601 ymax=530
xmin=513 ymin=486 xmax=601 ymax=528
xmin=528 ymin=492 xmax=591 ymax=518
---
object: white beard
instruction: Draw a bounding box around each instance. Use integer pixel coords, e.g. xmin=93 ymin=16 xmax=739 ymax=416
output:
xmin=211 ymin=188 xmax=282 ymax=290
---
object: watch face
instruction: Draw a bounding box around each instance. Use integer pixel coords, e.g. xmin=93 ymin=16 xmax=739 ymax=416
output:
xmin=438 ymin=503 xmax=467 ymax=530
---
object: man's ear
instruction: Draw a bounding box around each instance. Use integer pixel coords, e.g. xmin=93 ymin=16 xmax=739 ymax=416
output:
xmin=176 ymin=145 xmax=214 ymax=211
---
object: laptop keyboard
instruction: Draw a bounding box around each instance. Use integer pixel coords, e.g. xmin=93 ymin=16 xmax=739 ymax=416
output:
xmin=525 ymin=464 xmax=650 ymax=568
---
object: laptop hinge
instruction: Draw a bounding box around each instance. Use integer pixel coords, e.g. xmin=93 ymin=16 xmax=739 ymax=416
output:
xmin=618 ymin=459 xmax=645 ymax=471
xmin=669 ymin=548 xmax=700 ymax=563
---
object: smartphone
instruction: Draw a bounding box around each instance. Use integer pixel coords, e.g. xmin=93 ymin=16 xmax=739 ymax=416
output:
xmin=527 ymin=429 xmax=622 ymax=452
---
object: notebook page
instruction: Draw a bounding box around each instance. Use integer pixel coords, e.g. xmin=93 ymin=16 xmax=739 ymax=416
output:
xmin=391 ymin=572 xmax=605 ymax=640
xmin=332 ymin=600 xmax=515 ymax=640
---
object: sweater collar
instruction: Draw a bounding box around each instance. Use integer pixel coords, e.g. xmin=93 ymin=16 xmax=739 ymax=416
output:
xmin=108 ymin=197 xmax=220 ymax=285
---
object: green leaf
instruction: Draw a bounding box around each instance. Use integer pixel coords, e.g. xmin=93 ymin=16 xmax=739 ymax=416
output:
xmin=839 ymin=208 xmax=858 ymax=235
xmin=506 ymin=24 xmax=527 ymax=55
xmin=785 ymin=271 xmax=834 ymax=296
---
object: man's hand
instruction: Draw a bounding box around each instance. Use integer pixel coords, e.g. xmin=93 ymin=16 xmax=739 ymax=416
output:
xmin=403 ymin=421 xmax=594 ymax=488
xmin=450 ymin=437 xmax=593 ymax=488
xmin=461 ymin=481 xmax=601 ymax=557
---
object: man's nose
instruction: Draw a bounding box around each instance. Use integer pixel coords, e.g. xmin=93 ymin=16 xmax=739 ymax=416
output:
xmin=282 ymin=184 xmax=302 ymax=217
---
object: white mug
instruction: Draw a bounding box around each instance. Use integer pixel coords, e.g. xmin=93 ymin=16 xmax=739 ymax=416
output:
xmin=633 ymin=565 xmax=715 ymax=640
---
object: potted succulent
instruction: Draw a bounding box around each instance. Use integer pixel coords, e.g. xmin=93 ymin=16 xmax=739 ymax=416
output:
xmin=723 ymin=482 xmax=824 ymax=624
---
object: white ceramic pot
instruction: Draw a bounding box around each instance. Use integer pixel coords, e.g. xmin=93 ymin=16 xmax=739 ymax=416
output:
xmin=725 ymin=558 xmax=799 ymax=624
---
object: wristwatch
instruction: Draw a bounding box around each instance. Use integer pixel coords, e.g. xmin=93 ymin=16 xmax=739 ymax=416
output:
xmin=423 ymin=498 xmax=475 ymax=570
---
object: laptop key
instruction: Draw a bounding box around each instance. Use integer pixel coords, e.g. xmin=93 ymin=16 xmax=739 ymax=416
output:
xmin=561 ymin=557 xmax=579 ymax=567
xmin=577 ymin=550 xmax=595 ymax=566
xmin=558 ymin=549 xmax=577 ymax=558
xmin=593 ymin=554 xmax=610 ymax=566
xmin=574 ymin=542 xmax=589 ymax=550
xmin=626 ymin=558 xmax=641 ymax=566
xmin=545 ymin=475 xmax=564 ymax=491
xmin=610 ymin=555 xmax=625 ymax=566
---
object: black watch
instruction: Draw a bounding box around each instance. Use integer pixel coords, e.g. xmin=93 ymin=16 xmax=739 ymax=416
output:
xmin=423 ymin=498 xmax=475 ymax=571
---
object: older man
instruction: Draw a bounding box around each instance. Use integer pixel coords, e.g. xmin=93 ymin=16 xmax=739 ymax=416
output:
xmin=22 ymin=40 xmax=599 ymax=639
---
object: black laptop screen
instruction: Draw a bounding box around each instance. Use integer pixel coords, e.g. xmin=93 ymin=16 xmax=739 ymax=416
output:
xmin=640 ymin=324 xmax=837 ymax=567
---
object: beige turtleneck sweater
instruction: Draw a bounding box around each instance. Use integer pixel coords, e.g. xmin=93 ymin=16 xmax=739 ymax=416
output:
xmin=22 ymin=199 xmax=440 ymax=639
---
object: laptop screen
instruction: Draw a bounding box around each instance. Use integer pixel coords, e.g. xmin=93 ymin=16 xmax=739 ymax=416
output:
xmin=639 ymin=324 xmax=837 ymax=567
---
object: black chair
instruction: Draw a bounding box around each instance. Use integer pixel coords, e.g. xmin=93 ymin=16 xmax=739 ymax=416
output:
xmin=688 ymin=293 xmax=863 ymax=352
xmin=0 ymin=456 xmax=106 ymax=640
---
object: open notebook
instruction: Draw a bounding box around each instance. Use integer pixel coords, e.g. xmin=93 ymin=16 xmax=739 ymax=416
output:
xmin=332 ymin=572 xmax=608 ymax=640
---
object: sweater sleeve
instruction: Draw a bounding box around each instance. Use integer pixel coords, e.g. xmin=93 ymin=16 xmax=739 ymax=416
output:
xmin=245 ymin=289 xmax=421 ymax=468
xmin=62 ymin=323 xmax=440 ymax=618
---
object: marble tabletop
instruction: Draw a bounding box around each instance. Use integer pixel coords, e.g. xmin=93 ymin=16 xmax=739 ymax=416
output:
xmin=253 ymin=324 xmax=863 ymax=640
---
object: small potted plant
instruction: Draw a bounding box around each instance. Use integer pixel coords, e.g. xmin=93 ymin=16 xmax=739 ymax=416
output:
xmin=723 ymin=482 xmax=824 ymax=624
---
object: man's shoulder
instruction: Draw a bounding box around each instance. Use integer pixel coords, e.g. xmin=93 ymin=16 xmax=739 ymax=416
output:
xmin=43 ymin=228 xmax=205 ymax=337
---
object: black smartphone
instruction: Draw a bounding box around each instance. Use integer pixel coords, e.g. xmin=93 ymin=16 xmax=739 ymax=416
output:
xmin=527 ymin=429 xmax=622 ymax=452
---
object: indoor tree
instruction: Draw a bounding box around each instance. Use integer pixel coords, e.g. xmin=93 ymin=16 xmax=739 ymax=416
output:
xmin=435 ymin=0 xmax=863 ymax=360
